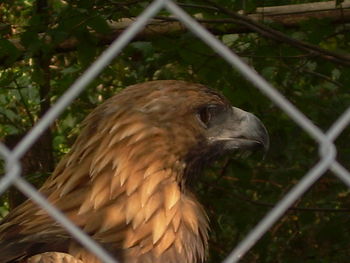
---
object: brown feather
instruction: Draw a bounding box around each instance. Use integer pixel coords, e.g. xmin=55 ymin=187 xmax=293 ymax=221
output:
xmin=27 ymin=252 xmax=84 ymax=263
xmin=164 ymin=182 xmax=181 ymax=210
xmin=143 ymin=191 xmax=162 ymax=222
xmin=99 ymin=202 xmax=126 ymax=233
xmin=152 ymin=209 xmax=168 ymax=244
xmin=0 ymin=80 xmax=262 ymax=263
xmin=154 ymin=228 xmax=176 ymax=256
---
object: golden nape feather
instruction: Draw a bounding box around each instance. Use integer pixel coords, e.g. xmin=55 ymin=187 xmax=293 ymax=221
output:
xmin=0 ymin=80 xmax=269 ymax=263
xmin=27 ymin=252 xmax=84 ymax=263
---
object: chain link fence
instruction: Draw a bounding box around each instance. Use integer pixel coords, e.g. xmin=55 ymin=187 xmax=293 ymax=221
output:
xmin=1 ymin=0 xmax=349 ymax=262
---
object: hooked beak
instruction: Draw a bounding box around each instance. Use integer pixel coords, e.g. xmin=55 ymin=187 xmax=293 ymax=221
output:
xmin=208 ymin=107 xmax=269 ymax=156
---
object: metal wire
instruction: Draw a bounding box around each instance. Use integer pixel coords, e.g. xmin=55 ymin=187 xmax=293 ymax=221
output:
xmin=0 ymin=143 xmax=20 ymax=195
xmin=164 ymin=3 xmax=350 ymax=261
xmin=0 ymin=0 xmax=349 ymax=262
xmin=0 ymin=0 xmax=166 ymax=262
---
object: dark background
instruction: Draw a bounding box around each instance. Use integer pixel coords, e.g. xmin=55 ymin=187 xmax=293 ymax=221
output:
xmin=0 ymin=0 xmax=350 ymax=262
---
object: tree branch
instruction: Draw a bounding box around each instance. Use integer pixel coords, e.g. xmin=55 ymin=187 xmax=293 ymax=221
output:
xmin=3 ymin=1 xmax=350 ymax=66
xmin=203 ymin=0 xmax=350 ymax=66
xmin=13 ymin=79 xmax=35 ymax=126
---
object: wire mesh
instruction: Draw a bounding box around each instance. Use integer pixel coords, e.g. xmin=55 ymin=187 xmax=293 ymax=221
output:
xmin=0 ymin=0 xmax=349 ymax=262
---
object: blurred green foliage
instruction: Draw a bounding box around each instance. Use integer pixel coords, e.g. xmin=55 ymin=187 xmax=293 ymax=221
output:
xmin=0 ymin=0 xmax=350 ymax=262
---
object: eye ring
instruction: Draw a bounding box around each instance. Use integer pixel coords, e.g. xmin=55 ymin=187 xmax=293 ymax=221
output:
xmin=197 ymin=104 xmax=221 ymax=127
xmin=198 ymin=107 xmax=211 ymax=126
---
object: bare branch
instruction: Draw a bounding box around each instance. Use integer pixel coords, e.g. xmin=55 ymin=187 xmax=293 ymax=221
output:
xmin=203 ymin=0 xmax=350 ymax=66
xmin=3 ymin=0 xmax=350 ymax=66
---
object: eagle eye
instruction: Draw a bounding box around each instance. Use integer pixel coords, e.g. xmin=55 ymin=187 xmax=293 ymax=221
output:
xmin=197 ymin=104 xmax=222 ymax=127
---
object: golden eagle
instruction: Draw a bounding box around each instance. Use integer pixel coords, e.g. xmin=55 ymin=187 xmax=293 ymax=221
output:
xmin=0 ymin=80 xmax=269 ymax=263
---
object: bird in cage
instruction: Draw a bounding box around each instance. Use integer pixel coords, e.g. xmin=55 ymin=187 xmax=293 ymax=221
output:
xmin=0 ymin=80 xmax=269 ymax=263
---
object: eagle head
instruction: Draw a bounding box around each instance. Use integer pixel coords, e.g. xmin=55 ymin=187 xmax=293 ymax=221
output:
xmin=83 ymin=80 xmax=268 ymax=181
xmin=107 ymin=80 xmax=266 ymax=177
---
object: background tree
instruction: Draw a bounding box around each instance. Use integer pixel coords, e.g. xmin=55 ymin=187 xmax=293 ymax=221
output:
xmin=0 ymin=0 xmax=350 ymax=262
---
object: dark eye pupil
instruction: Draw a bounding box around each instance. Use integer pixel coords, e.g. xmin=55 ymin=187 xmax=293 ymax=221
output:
xmin=198 ymin=104 xmax=224 ymax=127
xmin=199 ymin=107 xmax=211 ymax=125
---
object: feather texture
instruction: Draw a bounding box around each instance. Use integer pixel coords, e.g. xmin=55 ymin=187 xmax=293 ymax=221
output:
xmin=0 ymin=80 xmax=268 ymax=263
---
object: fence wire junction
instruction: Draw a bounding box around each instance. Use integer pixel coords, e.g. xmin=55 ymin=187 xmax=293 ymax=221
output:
xmin=1 ymin=0 xmax=350 ymax=262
